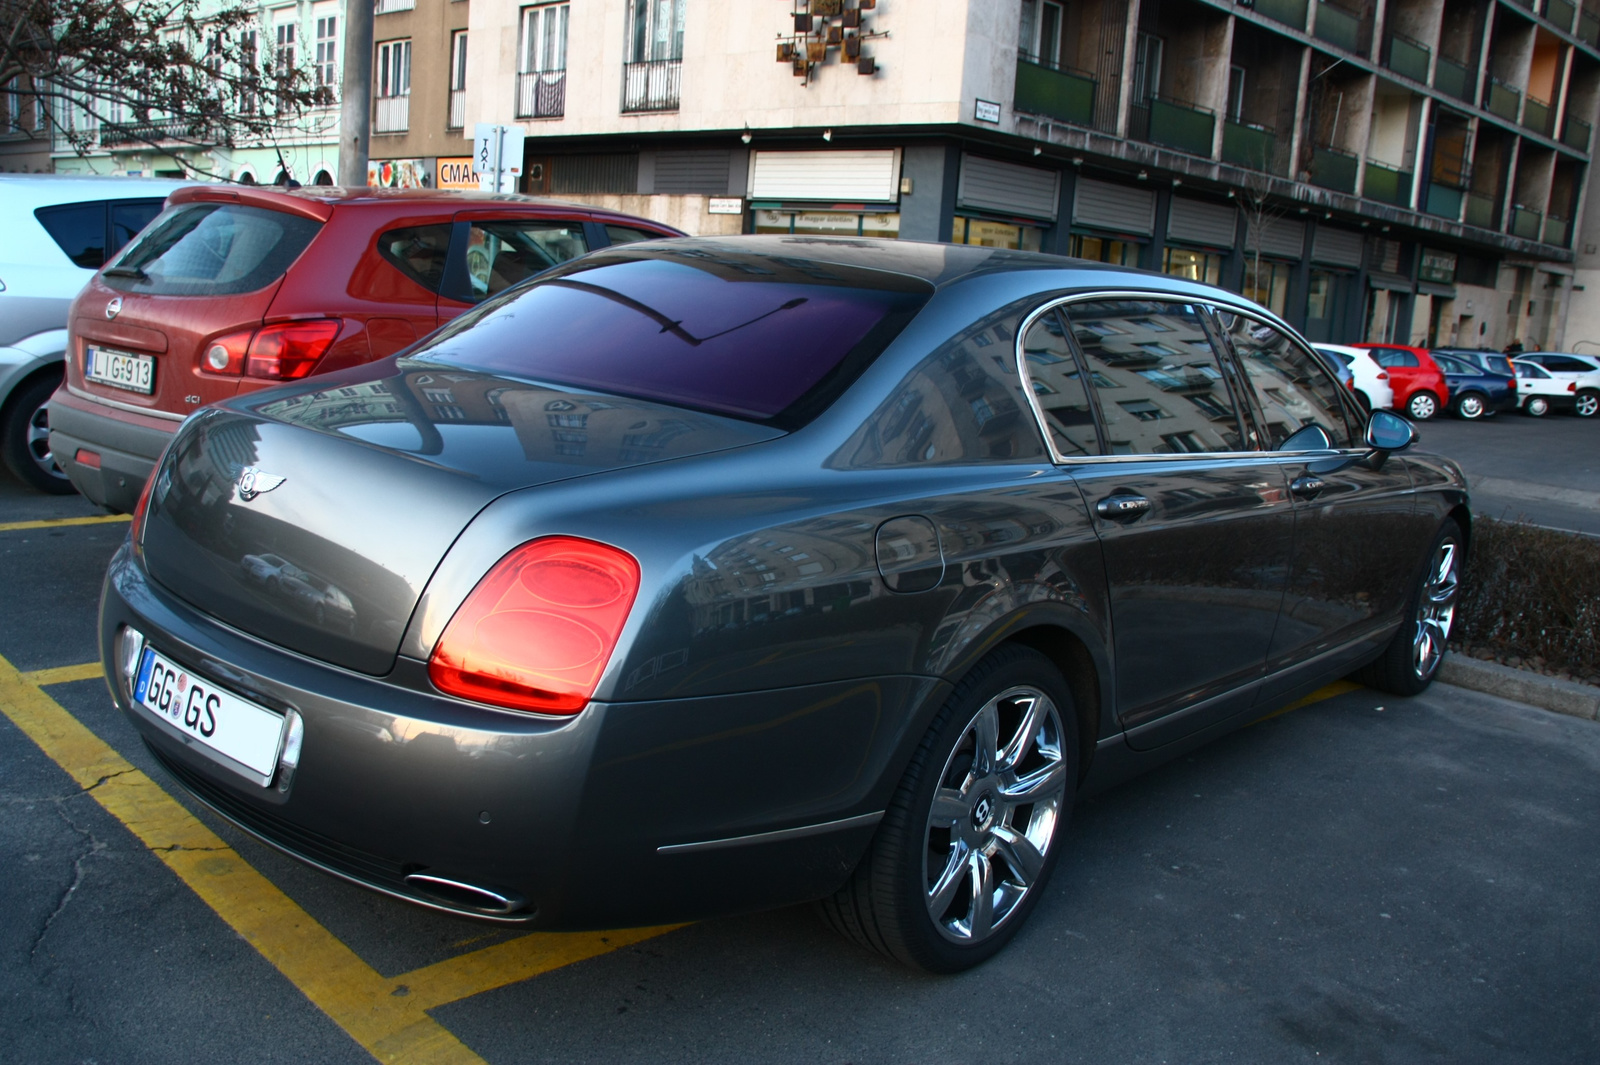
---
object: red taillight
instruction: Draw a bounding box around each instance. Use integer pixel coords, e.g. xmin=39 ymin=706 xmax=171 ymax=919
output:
xmin=1377 ymin=371 xmax=1389 ymax=380
xmin=1569 ymin=382 xmax=1578 ymax=392
xmin=428 ymin=537 xmax=641 ymax=715
xmin=245 ymin=320 xmax=341 ymax=380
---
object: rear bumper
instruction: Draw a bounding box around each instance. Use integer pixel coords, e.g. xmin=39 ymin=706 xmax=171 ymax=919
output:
xmin=49 ymin=387 xmax=177 ymax=511
xmin=101 ymin=544 xmax=927 ymax=928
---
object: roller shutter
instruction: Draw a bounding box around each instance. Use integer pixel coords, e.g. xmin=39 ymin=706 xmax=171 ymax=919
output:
xmin=1312 ymin=226 xmax=1364 ymax=267
xmin=748 ymin=149 xmax=902 ymax=202
xmin=655 ymin=150 xmax=733 ymax=194
xmin=1071 ymin=177 xmax=1155 ymax=235
xmin=1247 ymin=217 xmax=1305 ymax=259
xmin=1167 ymin=196 xmax=1237 ymax=248
xmin=956 ymin=155 xmax=1061 ymax=221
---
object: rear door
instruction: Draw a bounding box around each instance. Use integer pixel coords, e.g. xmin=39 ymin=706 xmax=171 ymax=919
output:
xmin=1027 ymin=298 xmax=1296 ymax=750
xmin=437 ymin=213 xmax=592 ymax=322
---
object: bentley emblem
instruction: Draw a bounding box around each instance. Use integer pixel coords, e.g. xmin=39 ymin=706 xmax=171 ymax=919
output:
xmin=235 ymin=466 xmax=287 ymax=501
xmin=105 ymin=297 xmax=122 ymax=320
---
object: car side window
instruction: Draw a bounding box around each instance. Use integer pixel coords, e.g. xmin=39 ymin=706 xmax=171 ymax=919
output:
xmin=1217 ymin=311 xmax=1353 ymax=449
xmin=1515 ymin=362 xmax=1548 ymax=379
xmin=1020 ymin=310 xmax=1100 ymax=458
xmin=377 ymin=224 xmax=453 ymax=293
xmin=463 ymin=220 xmax=589 ymax=301
xmin=1373 ymin=348 xmax=1418 ymax=368
xmin=34 ymin=201 xmax=108 ymax=268
xmin=604 ymin=224 xmax=661 ymax=246
xmin=1544 ymin=356 xmax=1590 ymax=372
xmin=1062 ymin=300 xmax=1246 ymax=455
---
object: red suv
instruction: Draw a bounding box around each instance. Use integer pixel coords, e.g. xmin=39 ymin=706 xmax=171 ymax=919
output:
xmin=51 ymin=186 xmax=681 ymax=511
xmin=1353 ymin=344 xmax=1450 ymax=420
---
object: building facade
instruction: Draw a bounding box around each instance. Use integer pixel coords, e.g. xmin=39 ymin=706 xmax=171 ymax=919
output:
xmin=452 ymin=0 xmax=1598 ymax=349
xmin=365 ymin=0 xmax=476 ymax=187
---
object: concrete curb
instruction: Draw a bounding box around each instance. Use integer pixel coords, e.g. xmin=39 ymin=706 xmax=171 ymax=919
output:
xmin=1439 ymin=655 xmax=1600 ymax=721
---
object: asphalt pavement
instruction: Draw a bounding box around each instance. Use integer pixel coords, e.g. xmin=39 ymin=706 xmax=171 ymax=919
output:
xmin=1 ymin=473 xmax=1598 ymax=1064
xmin=1415 ymin=411 xmax=1600 ymax=535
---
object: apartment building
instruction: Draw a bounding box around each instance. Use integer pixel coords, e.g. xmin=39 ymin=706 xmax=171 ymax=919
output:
xmin=366 ymin=0 xmax=476 ymax=186
xmin=454 ymin=0 xmax=1597 ymax=349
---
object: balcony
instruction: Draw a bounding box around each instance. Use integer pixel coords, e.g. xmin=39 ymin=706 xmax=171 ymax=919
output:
xmin=373 ymin=94 xmax=408 ymax=133
xmin=1484 ymin=79 xmax=1521 ymax=122
xmin=1314 ymin=1 xmax=1364 ymax=53
xmin=1254 ymin=0 xmax=1310 ymax=29
xmin=1545 ymin=215 xmax=1570 ymax=245
xmin=374 ymin=0 xmax=414 ymax=12
xmin=1382 ymin=32 xmax=1430 ymax=82
xmin=98 ymin=118 xmax=207 ymax=146
xmin=515 ymin=71 xmax=566 ymax=119
xmin=1523 ymin=96 xmax=1553 ymax=136
xmin=1546 ymin=0 xmax=1577 ymax=31
xmin=1364 ymin=160 xmax=1413 ymax=206
xmin=1014 ymin=57 xmax=1097 ymax=127
xmin=621 ymin=58 xmax=681 ymax=113
xmin=1310 ymin=145 xmax=1359 ymax=193
xmin=1563 ymin=116 xmax=1592 ymax=151
xmin=1130 ymin=96 xmax=1216 ymax=157
xmin=447 ymin=89 xmax=464 ymax=130
xmin=1464 ymin=192 xmax=1499 ymax=228
xmin=1424 ymin=183 xmax=1464 ymax=219
xmin=1511 ymin=206 xmax=1543 ymax=240
xmin=1433 ymin=57 xmax=1472 ymax=101
xmin=1222 ymin=120 xmax=1277 ymax=170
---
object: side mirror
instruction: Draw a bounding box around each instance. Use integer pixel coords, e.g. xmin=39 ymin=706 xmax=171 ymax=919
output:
xmin=1364 ymin=409 xmax=1416 ymax=453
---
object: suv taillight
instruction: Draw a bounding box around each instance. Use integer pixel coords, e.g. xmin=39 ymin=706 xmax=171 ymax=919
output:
xmin=202 ymin=320 xmax=341 ymax=380
xmin=428 ymin=537 xmax=641 ymax=715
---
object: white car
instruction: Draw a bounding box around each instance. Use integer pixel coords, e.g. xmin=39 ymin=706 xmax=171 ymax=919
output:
xmin=1511 ymin=358 xmax=1584 ymax=416
xmin=0 ymin=174 xmax=197 ymax=491
xmin=1514 ymin=352 xmax=1600 ymax=418
xmin=1314 ymin=344 xmax=1396 ymax=411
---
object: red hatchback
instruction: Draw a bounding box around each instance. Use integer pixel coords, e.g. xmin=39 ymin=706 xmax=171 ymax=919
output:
xmin=51 ymin=186 xmax=681 ymax=511
xmin=1353 ymin=343 xmax=1451 ymax=420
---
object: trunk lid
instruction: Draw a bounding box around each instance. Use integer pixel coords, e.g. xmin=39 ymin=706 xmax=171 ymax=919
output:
xmin=140 ymin=361 xmax=781 ymax=674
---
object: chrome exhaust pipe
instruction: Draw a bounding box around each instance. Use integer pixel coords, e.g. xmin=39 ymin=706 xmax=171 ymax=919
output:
xmin=403 ymin=873 xmax=526 ymax=916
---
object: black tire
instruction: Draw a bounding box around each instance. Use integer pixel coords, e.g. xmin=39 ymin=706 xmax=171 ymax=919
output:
xmin=1454 ymin=392 xmax=1487 ymax=420
xmin=1575 ymin=389 xmax=1599 ymax=419
xmin=1406 ymin=390 xmax=1440 ymax=421
xmin=817 ymin=645 xmax=1078 ymax=973
xmin=1355 ymin=519 xmax=1464 ymax=697
xmin=1 ymin=370 xmax=75 ymax=494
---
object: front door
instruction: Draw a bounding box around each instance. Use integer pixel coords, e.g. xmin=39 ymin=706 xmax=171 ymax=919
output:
xmin=1027 ymin=298 xmax=1296 ymax=750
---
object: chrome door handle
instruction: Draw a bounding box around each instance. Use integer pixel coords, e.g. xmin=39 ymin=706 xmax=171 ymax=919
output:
xmin=1095 ymin=494 xmax=1152 ymax=521
xmin=1290 ymin=475 xmax=1326 ymax=499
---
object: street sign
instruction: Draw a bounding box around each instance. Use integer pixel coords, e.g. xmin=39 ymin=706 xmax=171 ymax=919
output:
xmin=472 ymin=124 xmax=526 ymax=193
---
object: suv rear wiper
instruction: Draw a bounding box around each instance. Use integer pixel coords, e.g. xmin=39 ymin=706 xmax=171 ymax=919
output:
xmin=102 ymin=265 xmax=148 ymax=280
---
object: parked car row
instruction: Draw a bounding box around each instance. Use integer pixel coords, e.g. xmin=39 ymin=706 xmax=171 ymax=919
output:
xmin=1313 ymin=341 xmax=1600 ymax=423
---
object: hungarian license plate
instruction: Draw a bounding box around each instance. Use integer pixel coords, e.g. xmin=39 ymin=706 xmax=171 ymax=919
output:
xmin=134 ymin=648 xmax=286 ymax=786
xmin=85 ymin=345 xmax=155 ymax=394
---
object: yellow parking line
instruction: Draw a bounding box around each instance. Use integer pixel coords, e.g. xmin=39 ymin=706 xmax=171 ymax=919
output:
xmin=0 ymin=513 xmax=131 ymax=533
xmin=24 ymin=662 xmax=106 ymax=686
xmin=1255 ymin=679 xmax=1364 ymax=723
xmin=0 ymin=652 xmax=680 ymax=1064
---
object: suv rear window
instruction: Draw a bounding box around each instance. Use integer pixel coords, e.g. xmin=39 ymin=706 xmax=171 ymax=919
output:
xmin=405 ymin=247 xmax=931 ymax=427
xmin=104 ymin=202 xmax=321 ymax=296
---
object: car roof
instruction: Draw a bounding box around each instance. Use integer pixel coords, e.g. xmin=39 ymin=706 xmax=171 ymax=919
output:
xmin=170 ymin=184 xmax=682 ymax=226
xmin=1313 ymin=343 xmax=1373 ymax=357
xmin=0 ymin=173 xmax=200 ymax=211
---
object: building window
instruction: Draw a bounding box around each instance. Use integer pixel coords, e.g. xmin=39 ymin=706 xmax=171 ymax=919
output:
xmin=448 ymin=30 xmax=468 ymax=128
xmin=239 ymin=30 xmax=258 ymax=114
xmin=275 ymin=21 xmax=296 ymax=84
xmin=1019 ymin=0 xmax=1064 ymax=66
xmin=1242 ymin=258 xmax=1292 ymax=317
xmin=2 ymin=77 xmax=19 ymax=134
xmin=951 ymin=216 xmax=1043 ymax=251
xmin=516 ymin=4 xmax=567 ymax=119
xmin=315 ymin=16 xmax=338 ymax=88
xmin=622 ymin=0 xmax=684 ymax=113
xmin=375 ymin=39 xmax=411 ymax=133
xmin=1163 ymin=246 xmax=1222 ymax=285
xmin=375 ymin=0 xmax=415 ymax=14
xmin=1226 ymin=66 xmax=1245 ymax=122
xmin=1071 ymin=234 xmax=1139 ymax=266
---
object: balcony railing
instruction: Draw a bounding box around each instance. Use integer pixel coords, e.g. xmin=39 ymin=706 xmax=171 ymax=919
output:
xmin=1130 ymin=96 xmax=1216 ymax=156
xmin=447 ymin=89 xmax=465 ymax=130
xmin=1424 ymin=183 xmax=1464 ymax=219
xmin=1581 ymin=5 xmax=1600 ymax=44
xmin=1255 ymin=0 xmax=1310 ymax=29
xmin=515 ymin=71 xmax=566 ymax=119
xmin=1523 ymin=96 xmax=1553 ymax=136
xmin=1382 ymin=32 xmax=1430 ymax=82
xmin=374 ymin=94 xmax=408 ymax=133
xmin=1484 ymin=79 xmax=1521 ymax=122
xmin=1464 ymin=192 xmax=1499 ymax=228
xmin=1013 ymin=57 xmax=1097 ymax=128
xmin=374 ymin=0 xmax=414 ymax=12
xmin=98 ymin=118 xmax=207 ymax=146
xmin=1433 ymin=57 xmax=1472 ymax=101
xmin=1310 ymin=145 xmax=1359 ymax=193
xmin=1314 ymin=1 xmax=1365 ymax=53
xmin=621 ymin=58 xmax=681 ymax=113
xmin=1364 ymin=160 xmax=1412 ymax=206
xmin=1510 ymin=206 xmax=1543 ymax=240
xmin=1546 ymin=0 xmax=1577 ymax=30
xmin=1563 ymin=116 xmax=1592 ymax=151
xmin=1545 ymin=215 xmax=1570 ymax=246
xmin=1222 ymin=120 xmax=1277 ymax=171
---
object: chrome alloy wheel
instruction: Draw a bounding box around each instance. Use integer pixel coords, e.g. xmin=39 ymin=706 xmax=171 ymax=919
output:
xmin=1408 ymin=391 xmax=1438 ymax=420
xmin=1457 ymin=394 xmax=1485 ymax=419
xmin=1412 ymin=539 xmax=1461 ymax=681
xmin=1576 ymin=391 xmax=1599 ymax=418
xmin=922 ymin=686 xmax=1066 ymax=945
xmin=25 ymin=392 xmax=69 ymax=484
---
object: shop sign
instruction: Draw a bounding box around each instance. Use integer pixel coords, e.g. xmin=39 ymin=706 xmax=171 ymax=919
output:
xmin=709 ymin=197 xmax=744 ymax=215
xmin=436 ymin=157 xmax=477 ymax=189
xmin=368 ymin=159 xmax=429 ymax=188
xmin=1419 ymin=249 xmax=1458 ymax=284
xmin=755 ymin=209 xmax=900 ymax=237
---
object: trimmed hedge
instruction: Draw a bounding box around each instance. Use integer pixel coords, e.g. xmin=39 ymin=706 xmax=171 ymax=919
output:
xmin=1450 ymin=518 xmax=1600 ymax=686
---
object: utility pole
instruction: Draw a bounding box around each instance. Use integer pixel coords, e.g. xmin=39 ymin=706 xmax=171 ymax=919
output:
xmin=337 ymin=0 xmax=373 ymax=186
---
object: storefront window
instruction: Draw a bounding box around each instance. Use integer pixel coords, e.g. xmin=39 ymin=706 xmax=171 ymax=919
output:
xmin=1162 ymin=246 xmax=1222 ymax=286
xmin=754 ymin=210 xmax=900 ymax=238
xmin=1242 ymin=257 xmax=1291 ymax=317
xmin=1070 ymin=234 xmax=1140 ymax=266
xmin=950 ymin=216 xmax=1044 ymax=251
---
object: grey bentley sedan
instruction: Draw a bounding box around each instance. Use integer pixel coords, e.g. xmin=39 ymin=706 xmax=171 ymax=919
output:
xmin=100 ymin=237 xmax=1467 ymax=972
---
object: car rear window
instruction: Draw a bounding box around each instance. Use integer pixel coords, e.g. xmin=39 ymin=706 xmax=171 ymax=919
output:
xmin=403 ymin=247 xmax=932 ymax=427
xmin=104 ymin=202 xmax=321 ymax=296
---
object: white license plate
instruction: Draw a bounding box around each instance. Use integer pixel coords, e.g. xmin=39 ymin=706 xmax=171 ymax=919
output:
xmin=134 ymin=648 xmax=286 ymax=786
xmin=85 ymin=345 xmax=155 ymax=394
